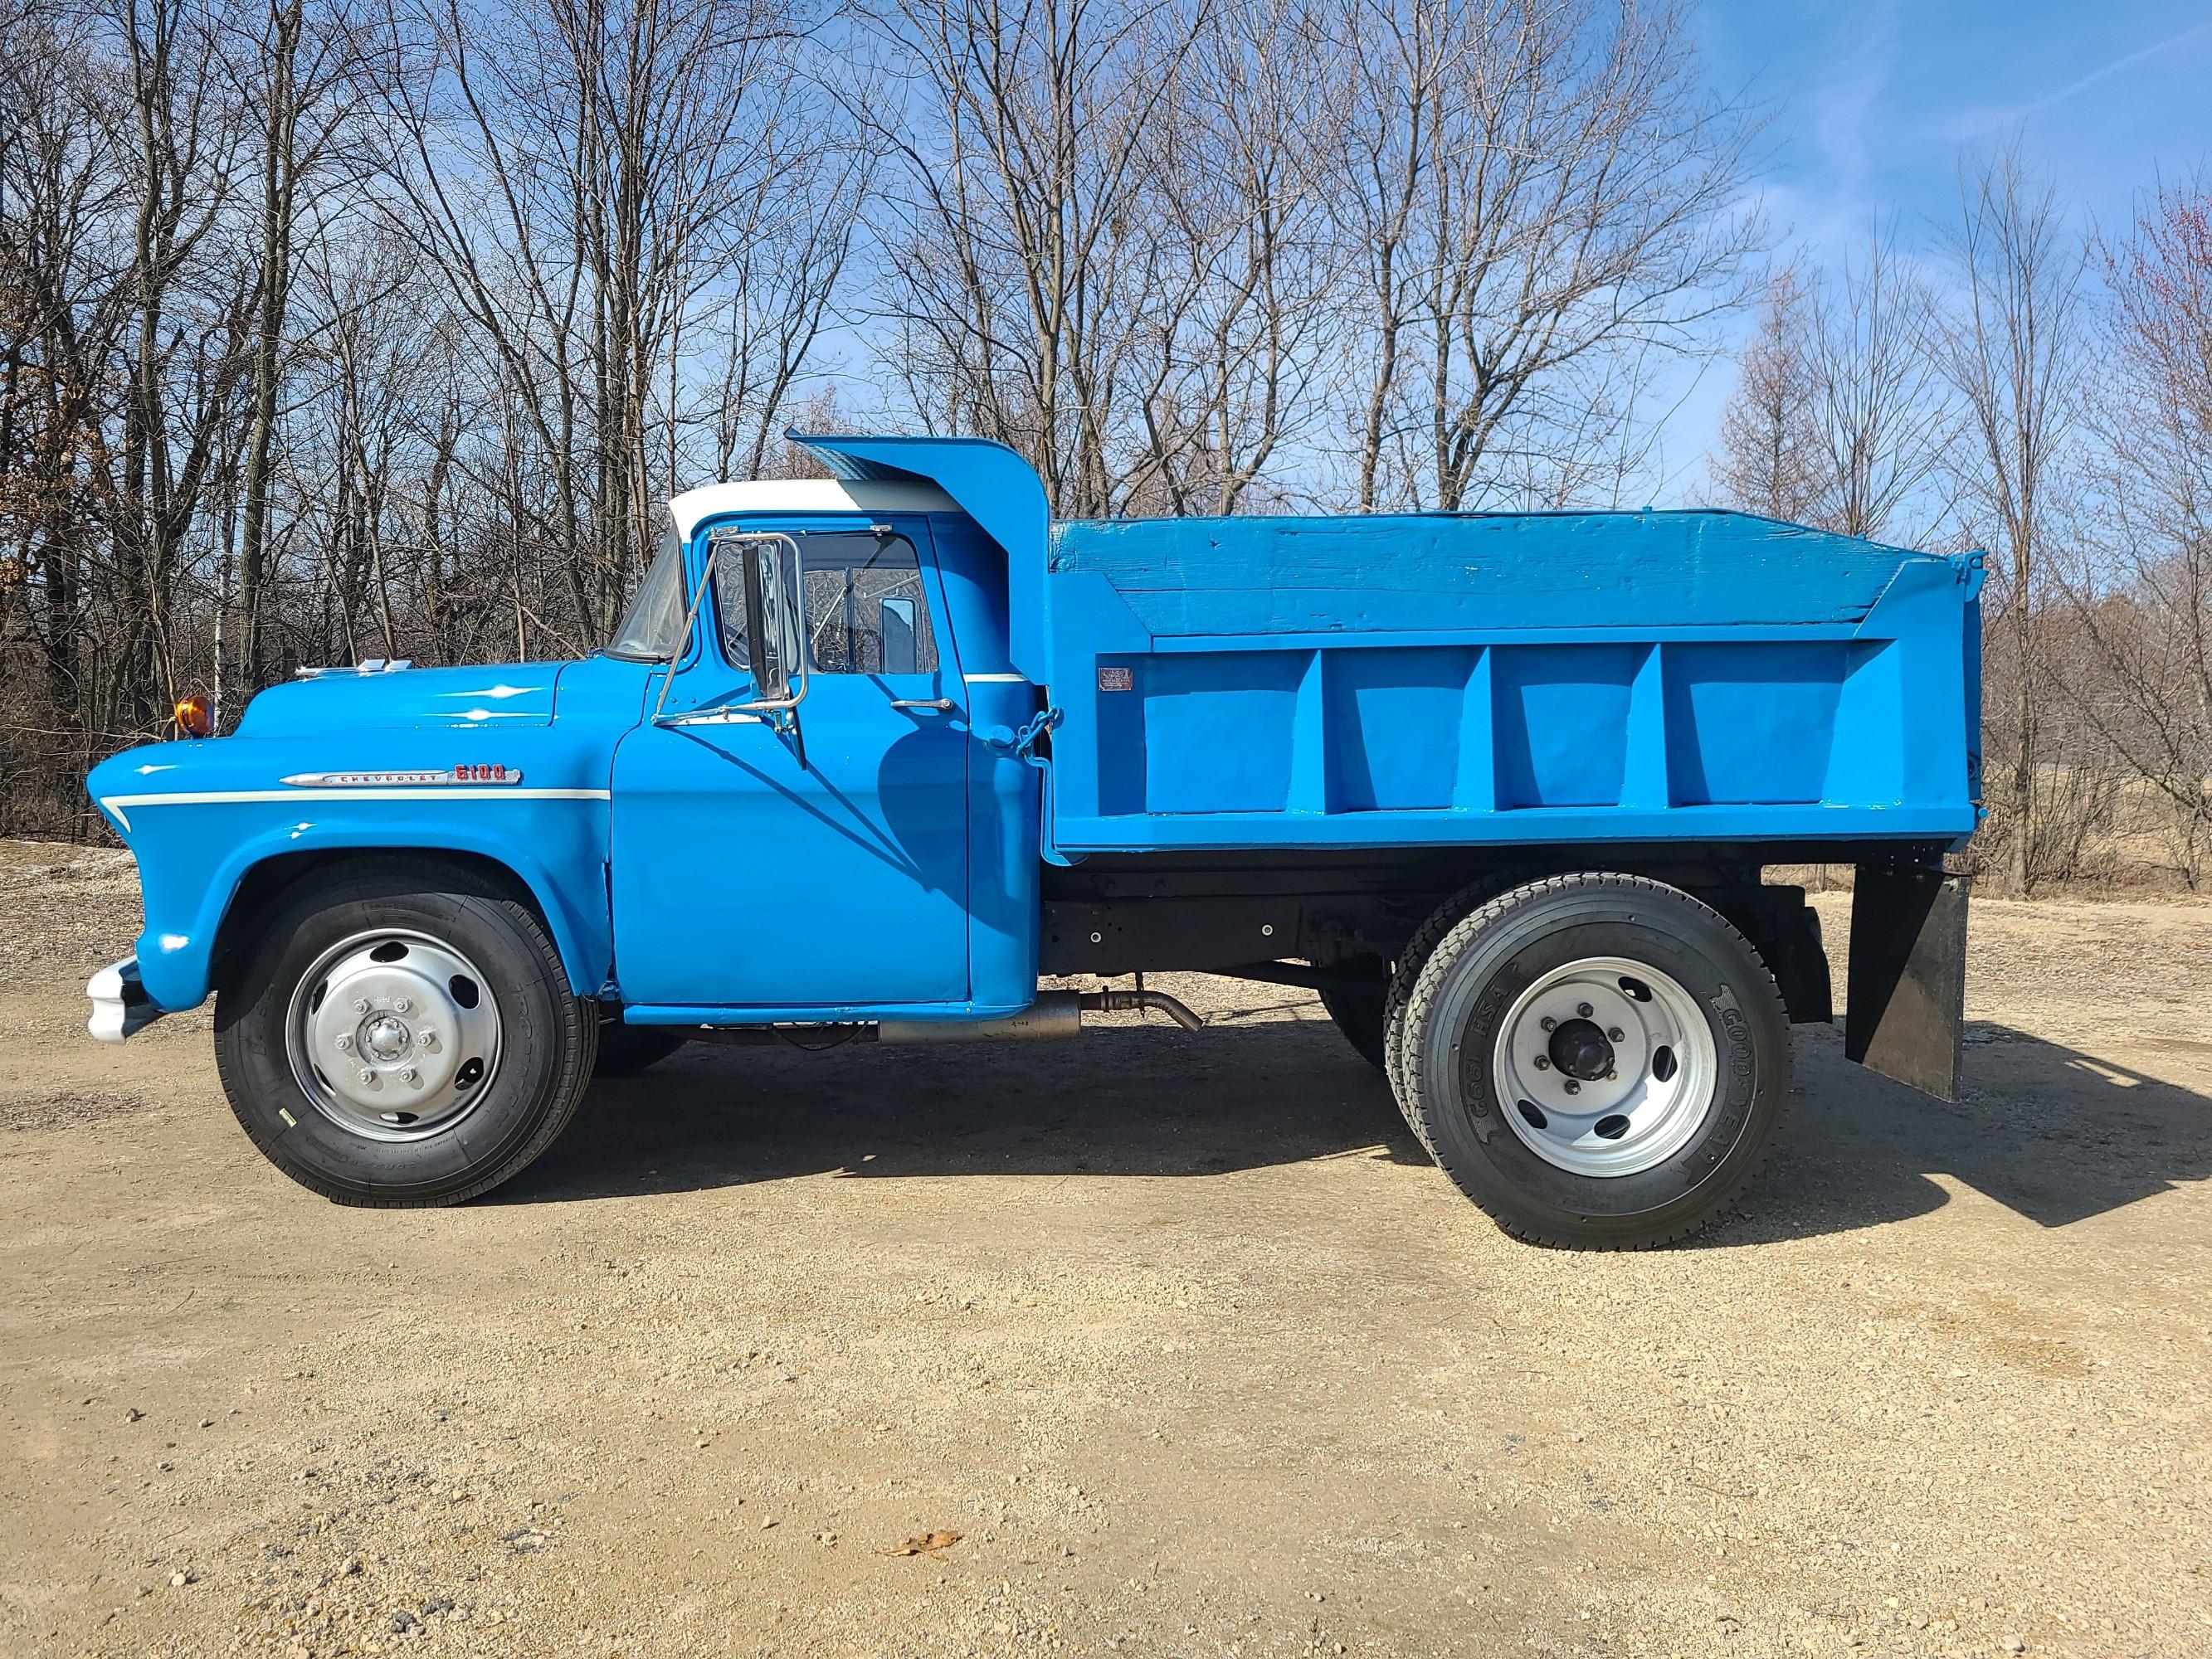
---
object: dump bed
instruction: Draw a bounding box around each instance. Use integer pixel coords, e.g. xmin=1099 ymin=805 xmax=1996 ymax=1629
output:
xmin=1040 ymin=513 xmax=1983 ymax=854
xmin=791 ymin=433 xmax=1985 ymax=859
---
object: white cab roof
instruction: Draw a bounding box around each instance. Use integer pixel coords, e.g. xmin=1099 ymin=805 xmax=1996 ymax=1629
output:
xmin=668 ymin=479 xmax=958 ymax=540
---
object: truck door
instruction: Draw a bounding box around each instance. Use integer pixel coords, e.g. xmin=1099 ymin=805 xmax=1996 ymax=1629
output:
xmin=608 ymin=520 xmax=971 ymax=1010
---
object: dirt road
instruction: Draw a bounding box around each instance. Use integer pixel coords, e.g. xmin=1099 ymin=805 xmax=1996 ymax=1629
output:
xmin=2 ymin=840 xmax=2208 ymax=1658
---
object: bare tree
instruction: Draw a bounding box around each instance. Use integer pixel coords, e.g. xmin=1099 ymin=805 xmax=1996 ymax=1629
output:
xmin=1333 ymin=0 xmax=1763 ymax=512
xmin=8 ymin=0 xmax=2205 ymax=912
xmin=1937 ymin=147 xmax=2090 ymax=893
xmin=229 ymin=0 xmax=387 ymax=695
xmin=1805 ymin=230 xmax=1953 ymax=541
xmin=108 ymin=0 xmax=258 ymax=729
xmin=1709 ymin=264 xmax=1821 ymax=521
xmin=708 ymin=129 xmax=866 ymax=486
xmin=859 ymin=0 xmax=1206 ymax=516
xmin=1121 ymin=0 xmax=1343 ymax=514
xmin=2061 ymin=179 xmax=2212 ymax=884
xmin=378 ymin=0 xmax=840 ymax=640
xmin=0 ymin=2 xmax=134 ymax=727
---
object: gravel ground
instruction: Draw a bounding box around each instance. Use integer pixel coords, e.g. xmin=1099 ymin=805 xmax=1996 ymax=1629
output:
xmin=1 ymin=839 xmax=2207 ymax=1659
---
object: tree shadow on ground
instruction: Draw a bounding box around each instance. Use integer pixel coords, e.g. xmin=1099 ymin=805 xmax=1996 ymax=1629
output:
xmin=501 ymin=1010 xmax=2212 ymax=1243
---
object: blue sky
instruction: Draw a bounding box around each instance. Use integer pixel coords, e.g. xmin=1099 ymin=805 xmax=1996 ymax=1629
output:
xmin=1659 ymin=0 xmax=2212 ymax=499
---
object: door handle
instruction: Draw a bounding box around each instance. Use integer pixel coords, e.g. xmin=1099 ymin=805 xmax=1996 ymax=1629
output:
xmin=889 ymin=698 xmax=956 ymax=712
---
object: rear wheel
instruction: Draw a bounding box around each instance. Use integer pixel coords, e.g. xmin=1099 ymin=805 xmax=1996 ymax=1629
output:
xmin=213 ymin=859 xmax=597 ymax=1206
xmin=1398 ymin=873 xmax=1789 ymax=1248
xmin=1382 ymin=868 xmax=1534 ymax=1151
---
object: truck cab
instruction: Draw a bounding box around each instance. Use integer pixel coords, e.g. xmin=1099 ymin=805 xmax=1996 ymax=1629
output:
xmin=85 ymin=432 xmax=1981 ymax=1247
xmin=606 ymin=476 xmax=1045 ymax=1021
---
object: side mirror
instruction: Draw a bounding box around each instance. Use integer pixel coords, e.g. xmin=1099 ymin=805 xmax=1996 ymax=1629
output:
xmin=651 ymin=530 xmax=809 ymax=735
xmin=739 ymin=534 xmax=793 ymax=703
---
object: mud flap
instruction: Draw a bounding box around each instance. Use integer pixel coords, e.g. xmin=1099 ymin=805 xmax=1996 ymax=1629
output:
xmin=1844 ymin=867 xmax=1968 ymax=1102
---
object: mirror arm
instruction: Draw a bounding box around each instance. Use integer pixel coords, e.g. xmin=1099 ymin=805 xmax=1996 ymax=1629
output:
xmin=653 ymin=530 xmax=810 ymax=753
xmin=649 ymin=544 xmax=719 ymax=725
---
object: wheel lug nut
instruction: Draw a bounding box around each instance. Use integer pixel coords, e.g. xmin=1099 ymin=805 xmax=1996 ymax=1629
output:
xmin=1607 ymin=1070 xmax=1617 ymax=1080
xmin=1607 ymin=1026 xmax=1624 ymax=1041
xmin=399 ymin=1067 xmax=418 ymax=1085
xmin=357 ymin=1068 xmax=376 ymax=1085
xmin=1564 ymin=1080 xmax=1581 ymax=1095
xmin=334 ymin=1034 xmax=353 ymax=1052
xmin=1576 ymin=1002 xmax=1593 ymax=1018
xmin=1539 ymin=1015 xmax=1557 ymax=1031
xmin=394 ymin=996 xmax=412 ymax=1014
xmin=417 ymin=1028 xmax=438 ymax=1048
xmin=352 ymin=998 xmax=369 ymax=1014
xmin=1532 ymin=1055 xmax=1551 ymax=1070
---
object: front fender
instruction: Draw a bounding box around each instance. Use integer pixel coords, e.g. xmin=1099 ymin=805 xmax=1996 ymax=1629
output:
xmin=90 ymin=743 xmax=618 ymax=1015
xmin=152 ymin=810 xmax=613 ymax=1011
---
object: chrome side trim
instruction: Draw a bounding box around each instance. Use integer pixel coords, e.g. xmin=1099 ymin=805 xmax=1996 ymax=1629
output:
xmin=279 ymin=767 xmax=526 ymax=787
xmin=99 ymin=788 xmax=611 ymax=808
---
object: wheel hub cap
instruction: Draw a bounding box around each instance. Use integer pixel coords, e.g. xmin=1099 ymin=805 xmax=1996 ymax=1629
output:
xmin=362 ymin=1014 xmax=412 ymax=1062
xmin=1547 ymin=1017 xmax=1614 ymax=1081
xmin=1492 ymin=956 xmax=1719 ymax=1178
xmin=285 ymin=930 xmax=502 ymax=1141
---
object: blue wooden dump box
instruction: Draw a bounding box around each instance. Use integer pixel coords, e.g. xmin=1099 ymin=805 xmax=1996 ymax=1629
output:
xmin=1040 ymin=511 xmax=1984 ymax=853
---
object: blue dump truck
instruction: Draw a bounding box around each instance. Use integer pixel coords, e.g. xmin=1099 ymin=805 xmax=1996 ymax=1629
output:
xmin=85 ymin=433 xmax=1981 ymax=1248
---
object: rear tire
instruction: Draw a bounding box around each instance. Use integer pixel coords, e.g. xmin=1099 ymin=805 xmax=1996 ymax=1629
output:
xmin=1382 ymin=868 xmax=1535 ymax=1152
xmin=1399 ymin=873 xmax=1789 ymax=1249
xmin=213 ymin=859 xmax=597 ymax=1207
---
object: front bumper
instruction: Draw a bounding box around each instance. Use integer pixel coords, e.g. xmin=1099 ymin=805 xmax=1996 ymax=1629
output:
xmin=87 ymin=956 xmax=163 ymax=1043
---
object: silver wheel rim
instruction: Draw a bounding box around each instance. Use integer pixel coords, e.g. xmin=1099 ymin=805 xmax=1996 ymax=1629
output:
xmin=284 ymin=928 xmax=503 ymax=1141
xmin=1491 ymin=956 xmax=1717 ymax=1178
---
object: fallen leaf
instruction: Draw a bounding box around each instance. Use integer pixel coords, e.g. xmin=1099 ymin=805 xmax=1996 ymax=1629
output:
xmin=883 ymin=1530 xmax=962 ymax=1560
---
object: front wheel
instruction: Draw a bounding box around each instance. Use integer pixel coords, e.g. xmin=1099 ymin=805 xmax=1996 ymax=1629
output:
xmin=1397 ymin=873 xmax=1789 ymax=1249
xmin=214 ymin=859 xmax=597 ymax=1206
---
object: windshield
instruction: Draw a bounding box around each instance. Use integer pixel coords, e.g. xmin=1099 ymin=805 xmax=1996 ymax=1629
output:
xmin=604 ymin=527 xmax=687 ymax=659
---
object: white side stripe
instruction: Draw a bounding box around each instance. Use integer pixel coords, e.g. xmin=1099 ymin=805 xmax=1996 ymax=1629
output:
xmin=102 ymin=788 xmax=611 ymax=808
xmin=962 ymin=672 xmax=1028 ymax=683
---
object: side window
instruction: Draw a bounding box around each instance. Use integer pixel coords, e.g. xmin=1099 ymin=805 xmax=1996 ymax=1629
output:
xmin=716 ymin=531 xmax=939 ymax=675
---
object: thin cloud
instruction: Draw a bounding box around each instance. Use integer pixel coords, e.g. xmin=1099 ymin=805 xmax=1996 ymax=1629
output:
xmin=1934 ymin=17 xmax=2212 ymax=141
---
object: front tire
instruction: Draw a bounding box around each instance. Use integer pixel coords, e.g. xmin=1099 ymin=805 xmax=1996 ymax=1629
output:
xmin=213 ymin=859 xmax=597 ymax=1206
xmin=1398 ymin=873 xmax=1789 ymax=1249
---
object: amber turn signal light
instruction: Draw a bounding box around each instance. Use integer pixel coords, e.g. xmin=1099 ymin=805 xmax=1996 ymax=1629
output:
xmin=173 ymin=694 xmax=212 ymax=738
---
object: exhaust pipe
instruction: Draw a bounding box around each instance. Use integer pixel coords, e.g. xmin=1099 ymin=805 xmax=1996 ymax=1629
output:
xmin=875 ymin=988 xmax=1203 ymax=1045
xmin=1079 ymin=988 xmax=1206 ymax=1030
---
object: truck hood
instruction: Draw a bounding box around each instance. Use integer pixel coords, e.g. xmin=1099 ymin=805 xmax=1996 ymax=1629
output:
xmin=232 ymin=663 xmax=568 ymax=735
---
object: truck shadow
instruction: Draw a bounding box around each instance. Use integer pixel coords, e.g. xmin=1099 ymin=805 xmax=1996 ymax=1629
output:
xmin=505 ymin=1013 xmax=2212 ymax=1241
xmin=1725 ymin=1020 xmax=2212 ymax=1243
